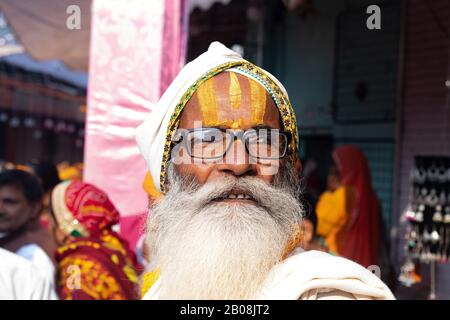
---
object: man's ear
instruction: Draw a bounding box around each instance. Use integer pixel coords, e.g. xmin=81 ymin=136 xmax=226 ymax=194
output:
xmin=30 ymin=201 xmax=42 ymax=219
xmin=302 ymin=220 xmax=314 ymax=243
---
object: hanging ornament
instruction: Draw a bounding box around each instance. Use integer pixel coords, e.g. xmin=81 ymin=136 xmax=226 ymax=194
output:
xmin=33 ymin=129 xmax=42 ymax=140
xmin=24 ymin=117 xmax=36 ymax=128
xmin=0 ymin=112 xmax=8 ymax=123
xmin=75 ymin=139 xmax=84 ymax=148
xmin=281 ymin=0 xmax=317 ymax=19
xmin=9 ymin=116 xmax=20 ymax=128
xmin=398 ymin=259 xmax=422 ymax=287
xmin=78 ymin=128 xmax=85 ymax=138
xmin=55 ymin=121 xmax=67 ymax=133
xmin=44 ymin=118 xmax=54 ymax=130
xmin=66 ymin=123 xmax=76 ymax=134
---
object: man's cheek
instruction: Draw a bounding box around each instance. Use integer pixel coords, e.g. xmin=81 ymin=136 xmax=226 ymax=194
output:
xmin=185 ymin=164 xmax=215 ymax=185
xmin=171 ymin=144 xmax=192 ymax=166
xmin=257 ymin=160 xmax=281 ymax=176
xmin=4 ymin=206 xmax=20 ymax=217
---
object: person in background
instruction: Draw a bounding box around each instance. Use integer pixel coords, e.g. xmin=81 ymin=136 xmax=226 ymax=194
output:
xmin=316 ymin=145 xmax=381 ymax=267
xmin=0 ymin=160 xmax=15 ymax=172
xmin=27 ymin=160 xmax=61 ymax=229
xmin=290 ymin=159 xmax=328 ymax=254
xmin=0 ymin=169 xmax=56 ymax=286
xmin=0 ymin=247 xmax=57 ymax=300
xmin=300 ymin=158 xmax=320 ymax=208
xmin=301 ymin=209 xmax=330 ymax=253
xmin=50 ymin=180 xmax=141 ymax=300
xmin=28 ymin=160 xmax=61 ymax=196
xmin=57 ymin=162 xmax=83 ymax=181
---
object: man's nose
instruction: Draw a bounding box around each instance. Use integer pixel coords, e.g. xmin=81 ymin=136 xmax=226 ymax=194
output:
xmin=216 ymin=139 xmax=256 ymax=177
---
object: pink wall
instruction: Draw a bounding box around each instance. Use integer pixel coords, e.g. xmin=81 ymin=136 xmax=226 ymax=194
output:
xmin=84 ymin=0 xmax=186 ymax=248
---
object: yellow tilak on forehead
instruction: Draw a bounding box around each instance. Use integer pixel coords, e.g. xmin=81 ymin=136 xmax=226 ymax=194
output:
xmin=196 ymin=77 xmax=219 ymax=126
xmin=228 ymin=72 xmax=242 ymax=110
xmin=249 ymin=78 xmax=266 ymax=125
xmin=197 ymin=72 xmax=266 ymax=127
xmin=230 ymin=119 xmax=244 ymax=129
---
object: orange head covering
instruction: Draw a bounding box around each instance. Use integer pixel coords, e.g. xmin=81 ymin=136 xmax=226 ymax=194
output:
xmin=142 ymin=171 xmax=161 ymax=200
xmin=332 ymin=145 xmax=381 ymax=267
xmin=51 ymin=180 xmax=120 ymax=237
xmin=58 ymin=163 xmax=83 ymax=181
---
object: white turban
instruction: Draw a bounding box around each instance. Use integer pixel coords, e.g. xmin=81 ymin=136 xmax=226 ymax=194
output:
xmin=135 ymin=42 xmax=298 ymax=193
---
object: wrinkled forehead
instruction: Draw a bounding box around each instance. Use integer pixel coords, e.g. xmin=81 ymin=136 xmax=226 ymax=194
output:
xmin=179 ymin=71 xmax=281 ymax=130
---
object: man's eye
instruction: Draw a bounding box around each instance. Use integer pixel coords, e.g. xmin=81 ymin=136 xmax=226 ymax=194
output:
xmin=191 ymin=131 xmax=219 ymax=144
xmin=202 ymin=134 xmax=216 ymax=142
xmin=250 ymin=134 xmax=270 ymax=144
xmin=192 ymin=135 xmax=214 ymax=143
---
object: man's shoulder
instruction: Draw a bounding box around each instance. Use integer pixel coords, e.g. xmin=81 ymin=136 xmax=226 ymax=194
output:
xmin=0 ymin=247 xmax=34 ymax=269
xmin=281 ymin=250 xmax=363 ymax=274
xmin=283 ymin=249 xmax=381 ymax=283
xmin=16 ymin=243 xmax=44 ymax=258
xmin=259 ymin=250 xmax=395 ymax=300
xmin=16 ymin=243 xmax=56 ymax=284
xmin=0 ymin=248 xmax=53 ymax=299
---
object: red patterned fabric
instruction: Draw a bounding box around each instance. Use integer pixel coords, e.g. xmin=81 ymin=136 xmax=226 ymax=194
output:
xmin=53 ymin=181 xmax=142 ymax=299
xmin=65 ymin=181 xmax=120 ymax=236
xmin=55 ymin=229 xmax=141 ymax=300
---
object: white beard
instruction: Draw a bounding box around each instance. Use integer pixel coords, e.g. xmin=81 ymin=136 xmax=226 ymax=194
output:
xmin=146 ymin=163 xmax=303 ymax=300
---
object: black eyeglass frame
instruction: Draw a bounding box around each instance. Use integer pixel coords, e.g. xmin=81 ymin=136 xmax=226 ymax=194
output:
xmin=171 ymin=127 xmax=292 ymax=160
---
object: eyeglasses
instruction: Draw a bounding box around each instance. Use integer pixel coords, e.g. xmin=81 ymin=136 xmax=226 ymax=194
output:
xmin=172 ymin=127 xmax=291 ymax=160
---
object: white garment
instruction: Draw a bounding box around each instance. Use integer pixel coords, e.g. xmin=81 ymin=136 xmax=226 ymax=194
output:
xmin=257 ymin=250 xmax=395 ymax=300
xmin=0 ymin=248 xmax=58 ymax=300
xmin=135 ymin=41 xmax=290 ymax=193
xmin=142 ymin=250 xmax=395 ymax=300
xmin=135 ymin=234 xmax=148 ymax=266
xmin=16 ymin=243 xmax=55 ymax=287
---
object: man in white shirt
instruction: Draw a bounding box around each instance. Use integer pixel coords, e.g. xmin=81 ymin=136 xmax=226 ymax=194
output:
xmin=0 ymin=248 xmax=57 ymax=300
xmin=0 ymin=169 xmax=56 ymax=286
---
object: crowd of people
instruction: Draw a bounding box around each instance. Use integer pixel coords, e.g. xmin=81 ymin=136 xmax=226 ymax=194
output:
xmin=0 ymin=161 xmax=142 ymax=299
xmin=1 ymin=42 xmax=394 ymax=300
xmin=0 ymin=145 xmax=391 ymax=299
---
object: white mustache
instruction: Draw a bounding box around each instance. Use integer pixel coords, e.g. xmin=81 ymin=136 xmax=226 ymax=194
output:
xmin=159 ymin=164 xmax=303 ymax=230
xmin=188 ymin=176 xmax=291 ymax=212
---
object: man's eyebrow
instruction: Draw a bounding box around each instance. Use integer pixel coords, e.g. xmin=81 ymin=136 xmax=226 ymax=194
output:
xmin=251 ymin=124 xmax=277 ymax=130
xmin=202 ymin=125 xmax=228 ymax=130
xmin=200 ymin=125 xmax=277 ymax=130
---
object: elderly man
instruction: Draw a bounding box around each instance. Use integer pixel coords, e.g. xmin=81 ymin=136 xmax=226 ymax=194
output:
xmin=136 ymin=42 xmax=394 ymax=300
